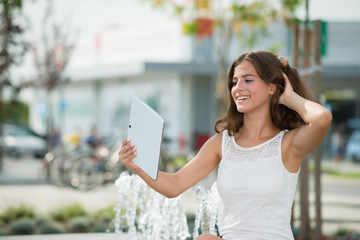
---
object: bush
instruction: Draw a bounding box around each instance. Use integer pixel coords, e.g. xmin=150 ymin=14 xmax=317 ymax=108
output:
xmin=8 ymin=217 xmax=35 ymax=235
xmin=38 ymin=221 xmax=66 ymax=234
xmin=93 ymin=223 xmax=111 ymax=233
xmin=34 ymin=216 xmax=50 ymax=227
xmin=334 ymin=228 xmax=349 ymax=237
xmin=93 ymin=205 xmax=115 ymax=223
xmin=186 ymin=213 xmax=196 ymax=235
xmin=0 ymin=204 xmax=36 ymax=223
xmin=334 ymin=228 xmax=360 ymax=239
xmin=0 ymin=229 xmax=8 ymax=236
xmin=292 ymin=227 xmax=300 ymax=239
xmin=50 ymin=203 xmax=87 ymax=222
xmin=68 ymin=216 xmax=94 ymax=233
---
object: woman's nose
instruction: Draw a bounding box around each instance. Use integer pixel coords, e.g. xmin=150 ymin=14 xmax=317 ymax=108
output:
xmin=233 ymin=81 xmax=244 ymax=90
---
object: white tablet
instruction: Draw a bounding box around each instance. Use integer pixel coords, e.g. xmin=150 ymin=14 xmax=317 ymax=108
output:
xmin=127 ymin=96 xmax=164 ymax=180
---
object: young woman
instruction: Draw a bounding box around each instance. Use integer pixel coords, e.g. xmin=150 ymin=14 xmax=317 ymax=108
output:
xmin=118 ymin=51 xmax=332 ymax=239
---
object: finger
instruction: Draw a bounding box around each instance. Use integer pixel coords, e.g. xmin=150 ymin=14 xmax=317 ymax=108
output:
xmin=119 ymin=142 xmax=136 ymax=155
xmin=118 ymin=141 xmax=135 ymax=156
xmin=119 ymin=147 xmax=137 ymax=162
xmin=121 ymin=138 xmax=130 ymax=147
xmin=282 ymin=73 xmax=289 ymax=82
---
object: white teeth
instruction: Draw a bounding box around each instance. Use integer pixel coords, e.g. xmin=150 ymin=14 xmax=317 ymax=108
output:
xmin=238 ymin=96 xmax=249 ymax=100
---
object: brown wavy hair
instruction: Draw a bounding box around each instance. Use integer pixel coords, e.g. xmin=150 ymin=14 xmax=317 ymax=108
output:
xmin=214 ymin=51 xmax=311 ymax=135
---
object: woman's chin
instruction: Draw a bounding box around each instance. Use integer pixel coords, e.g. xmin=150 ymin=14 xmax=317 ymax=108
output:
xmin=236 ymin=107 xmax=246 ymax=113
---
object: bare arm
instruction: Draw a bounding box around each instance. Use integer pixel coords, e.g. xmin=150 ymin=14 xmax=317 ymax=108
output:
xmin=118 ymin=133 xmax=222 ymax=198
xmin=280 ymin=73 xmax=332 ymax=172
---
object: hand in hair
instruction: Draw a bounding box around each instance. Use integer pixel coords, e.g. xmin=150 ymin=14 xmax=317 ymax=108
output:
xmin=279 ymin=72 xmax=296 ymax=106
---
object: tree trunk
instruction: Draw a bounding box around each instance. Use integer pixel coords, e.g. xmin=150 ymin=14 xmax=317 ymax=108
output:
xmin=290 ymin=23 xmax=300 ymax=229
xmin=299 ymin=1 xmax=312 ymax=236
xmin=0 ymin=89 xmax=3 ymax=171
xmin=313 ymin=19 xmax=323 ymax=239
xmin=299 ymin=156 xmax=311 ymax=239
xmin=216 ymin=56 xmax=228 ymax=119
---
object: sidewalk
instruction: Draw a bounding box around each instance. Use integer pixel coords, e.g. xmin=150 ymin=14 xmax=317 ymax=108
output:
xmin=0 ymin=233 xmax=139 ymax=240
xmin=0 ymin=172 xmax=45 ymax=185
xmin=320 ymin=158 xmax=360 ymax=174
xmin=0 ymin=156 xmax=360 ymax=236
xmin=1 ymin=156 xmax=359 ymax=185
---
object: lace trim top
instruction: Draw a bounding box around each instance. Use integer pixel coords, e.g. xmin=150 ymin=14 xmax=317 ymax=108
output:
xmin=217 ymin=130 xmax=299 ymax=240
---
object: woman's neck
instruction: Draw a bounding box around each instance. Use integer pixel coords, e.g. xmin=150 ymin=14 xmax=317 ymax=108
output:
xmin=240 ymin=112 xmax=279 ymax=141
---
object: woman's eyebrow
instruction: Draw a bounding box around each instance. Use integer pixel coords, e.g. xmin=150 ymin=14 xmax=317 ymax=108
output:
xmin=242 ymin=73 xmax=256 ymax=78
xmin=233 ymin=73 xmax=256 ymax=80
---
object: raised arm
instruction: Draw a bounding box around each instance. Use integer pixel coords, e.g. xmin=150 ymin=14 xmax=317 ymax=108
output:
xmin=280 ymin=73 xmax=332 ymax=172
xmin=118 ymin=133 xmax=222 ymax=198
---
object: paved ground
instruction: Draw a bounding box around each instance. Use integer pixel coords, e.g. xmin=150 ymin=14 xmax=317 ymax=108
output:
xmin=0 ymin=155 xmax=360 ymax=238
xmin=0 ymin=233 xmax=126 ymax=240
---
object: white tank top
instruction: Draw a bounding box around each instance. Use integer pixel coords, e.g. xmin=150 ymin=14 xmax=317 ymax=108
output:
xmin=217 ymin=130 xmax=299 ymax=240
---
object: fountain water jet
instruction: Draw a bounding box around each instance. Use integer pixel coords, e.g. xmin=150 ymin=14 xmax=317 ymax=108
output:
xmin=114 ymin=172 xmax=222 ymax=239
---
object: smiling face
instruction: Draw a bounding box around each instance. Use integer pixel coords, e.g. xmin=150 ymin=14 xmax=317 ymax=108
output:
xmin=231 ymin=60 xmax=276 ymax=114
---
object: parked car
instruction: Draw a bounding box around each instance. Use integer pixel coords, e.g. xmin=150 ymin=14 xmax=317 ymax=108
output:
xmin=1 ymin=123 xmax=47 ymax=158
xmin=345 ymin=130 xmax=360 ymax=163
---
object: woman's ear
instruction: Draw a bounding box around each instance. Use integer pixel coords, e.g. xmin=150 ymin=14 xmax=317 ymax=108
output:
xmin=269 ymin=83 xmax=277 ymax=95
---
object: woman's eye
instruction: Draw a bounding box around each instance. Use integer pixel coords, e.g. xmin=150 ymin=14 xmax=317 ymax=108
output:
xmin=231 ymin=82 xmax=237 ymax=87
xmin=245 ymin=79 xmax=253 ymax=83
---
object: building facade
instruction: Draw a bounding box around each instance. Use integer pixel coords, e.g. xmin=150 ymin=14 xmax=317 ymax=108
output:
xmin=26 ymin=19 xmax=360 ymax=154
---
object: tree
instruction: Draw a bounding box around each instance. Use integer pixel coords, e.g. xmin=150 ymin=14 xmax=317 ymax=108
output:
xmin=0 ymin=0 xmax=29 ymax=171
xmin=31 ymin=0 xmax=74 ymax=151
xmin=143 ymin=0 xmax=303 ymax=118
xmin=0 ymin=0 xmax=74 ymax=171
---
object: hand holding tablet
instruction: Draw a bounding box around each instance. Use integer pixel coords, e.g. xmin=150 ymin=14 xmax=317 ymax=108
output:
xmin=124 ymin=96 xmax=165 ymax=180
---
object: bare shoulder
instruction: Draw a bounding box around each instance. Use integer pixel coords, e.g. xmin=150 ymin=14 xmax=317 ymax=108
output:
xmin=199 ymin=132 xmax=223 ymax=161
xmin=210 ymin=131 xmax=223 ymax=143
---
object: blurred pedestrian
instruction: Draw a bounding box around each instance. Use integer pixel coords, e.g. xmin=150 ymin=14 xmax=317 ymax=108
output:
xmin=86 ymin=125 xmax=103 ymax=148
xmin=49 ymin=127 xmax=61 ymax=150
xmin=118 ymin=51 xmax=332 ymax=239
xmin=63 ymin=127 xmax=82 ymax=150
xmin=331 ymin=123 xmax=346 ymax=162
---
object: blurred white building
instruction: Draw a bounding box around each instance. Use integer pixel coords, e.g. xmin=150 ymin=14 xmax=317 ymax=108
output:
xmin=13 ymin=0 xmax=360 ymax=153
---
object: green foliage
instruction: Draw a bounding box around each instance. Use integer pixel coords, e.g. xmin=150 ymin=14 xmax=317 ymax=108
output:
xmin=173 ymin=5 xmax=184 ymax=15
xmin=92 ymin=223 xmax=111 ymax=233
xmin=186 ymin=213 xmax=196 ymax=236
xmin=335 ymin=228 xmax=349 ymax=236
xmin=93 ymin=205 xmax=116 ymax=222
xmin=309 ymin=163 xmax=360 ymax=179
xmin=292 ymin=227 xmax=300 ymax=238
xmin=182 ymin=21 xmax=199 ymax=35
xmin=1 ymin=0 xmax=22 ymax=17
xmin=323 ymin=168 xmax=360 ymax=179
xmin=68 ymin=216 xmax=94 ymax=233
xmin=91 ymin=206 xmax=116 ymax=233
xmin=281 ymin=0 xmax=303 ymax=13
xmin=8 ymin=217 xmax=35 ymax=235
xmin=0 ymin=229 xmax=7 ymax=236
xmin=0 ymin=100 xmax=29 ymax=125
xmin=34 ymin=216 xmax=50 ymax=227
xmin=172 ymin=156 xmax=187 ymax=169
xmin=0 ymin=204 xmax=36 ymax=223
xmin=334 ymin=228 xmax=360 ymax=238
xmin=268 ymin=42 xmax=285 ymax=54
xmin=38 ymin=221 xmax=66 ymax=234
xmin=50 ymin=203 xmax=87 ymax=222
